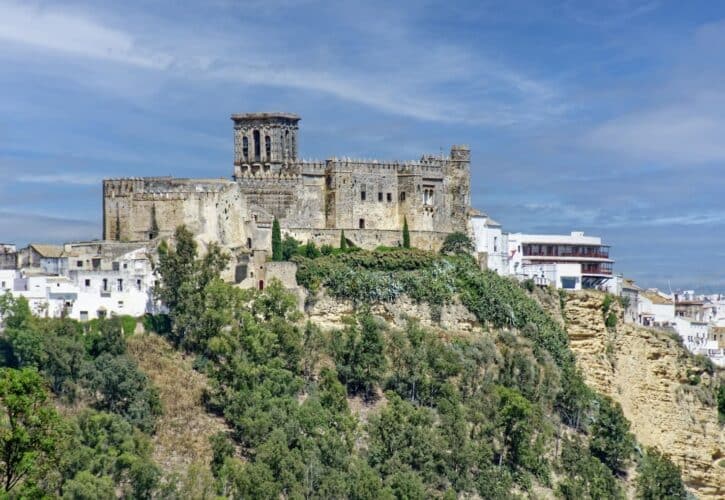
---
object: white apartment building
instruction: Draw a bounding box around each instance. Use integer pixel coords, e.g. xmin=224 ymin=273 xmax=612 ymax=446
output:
xmin=507 ymin=231 xmax=614 ymax=289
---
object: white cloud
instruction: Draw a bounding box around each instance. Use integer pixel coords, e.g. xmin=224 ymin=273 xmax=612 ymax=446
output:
xmin=0 ymin=1 xmax=172 ymax=68
xmin=0 ymin=1 xmax=563 ymax=126
xmin=15 ymin=173 xmax=103 ymax=185
xmin=587 ymin=105 xmax=725 ymax=164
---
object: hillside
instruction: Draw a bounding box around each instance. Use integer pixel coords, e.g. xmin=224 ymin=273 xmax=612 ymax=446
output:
xmin=2 ymin=236 xmax=718 ymax=498
xmin=127 ymin=332 xmax=230 ymax=477
xmin=562 ymin=291 xmax=725 ymax=499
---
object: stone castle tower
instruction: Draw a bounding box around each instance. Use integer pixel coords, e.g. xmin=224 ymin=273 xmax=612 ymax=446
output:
xmin=232 ymin=112 xmax=301 ymax=174
xmin=103 ymin=113 xmax=472 ymax=251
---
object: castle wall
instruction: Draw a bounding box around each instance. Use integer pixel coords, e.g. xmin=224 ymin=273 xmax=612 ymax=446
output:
xmin=103 ymin=178 xmax=246 ymax=247
xmin=284 ymin=227 xmax=449 ymax=251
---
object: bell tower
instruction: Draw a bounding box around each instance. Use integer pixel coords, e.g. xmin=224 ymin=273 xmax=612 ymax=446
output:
xmin=231 ymin=112 xmax=301 ymax=177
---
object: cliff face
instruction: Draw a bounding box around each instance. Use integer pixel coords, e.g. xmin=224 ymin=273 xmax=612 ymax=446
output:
xmin=563 ymin=291 xmax=725 ymax=499
xmin=307 ymin=293 xmax=482 ymax=335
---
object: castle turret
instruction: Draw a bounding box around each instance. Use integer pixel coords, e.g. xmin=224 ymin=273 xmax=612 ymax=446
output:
xmin=231 ymin=112 xmax=301 ymax=177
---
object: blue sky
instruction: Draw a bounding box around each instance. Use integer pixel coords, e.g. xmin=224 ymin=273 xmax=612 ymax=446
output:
xmin=1 ymin=0 xmax=725 ymax=291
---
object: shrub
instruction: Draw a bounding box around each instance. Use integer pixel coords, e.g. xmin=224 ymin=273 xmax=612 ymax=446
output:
xmin=119 ymin=315 xmax=137 ymax=336
xmin=440 ymin=232 xmax=474 ymax=255
xmin=605 ymin=311 xmax=617 ymax=330
xmin=321 ymin=244 xmax=334 ymax=256
xmin=636 ymin=447 xmax=686 ymax=499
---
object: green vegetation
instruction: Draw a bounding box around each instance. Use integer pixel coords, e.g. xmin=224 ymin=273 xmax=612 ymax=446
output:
xmin=0 ymin=295 xmax=163 ymax=496
xmin=602 ymin=293 xmax=618 ymax=330
xmin=718 ymin=382 xmax=725 ymax=423
xmin=440 ymin=231 xmax=474 ymax=255
xmin=402 ymin=217 xmax=410 ymax=249
xmin=147 ymin=228 xmax=678 ymax=497
xmin=272 ymin=217 xmax=282 ymax=261
xmin=636 ymin=447 xmax=687 ymax=499
xmin=340 ymin=229 xmax=348 ymax=250
xmin=0 ymin=226 xmax=689 ymax=496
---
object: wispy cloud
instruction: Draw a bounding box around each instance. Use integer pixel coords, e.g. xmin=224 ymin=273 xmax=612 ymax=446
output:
xmin=0 ymin=2 xmax=171 ymax=68
xmin=586 ymin=104 xmax=725 ymax=164
xmin=0 ymin=1 xmax=564 ymax=125
xmin=15 ymin=173 xmax=103 ymax=186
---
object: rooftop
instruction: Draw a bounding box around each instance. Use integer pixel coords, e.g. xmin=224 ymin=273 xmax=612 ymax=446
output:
xmin=29 ymin=244 xmax=64 ymax=258
xmin=642 ymin=291 xmax=674 ymax=305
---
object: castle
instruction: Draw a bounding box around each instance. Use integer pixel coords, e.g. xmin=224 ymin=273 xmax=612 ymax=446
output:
xmin=102 ymin=113 xmax=472 ymax=255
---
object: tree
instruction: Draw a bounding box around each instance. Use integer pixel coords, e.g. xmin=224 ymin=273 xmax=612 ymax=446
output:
xmin=333 ymin=315 xmax=386 ymax=401
xmin=440 ymin=232 xmax=474 ymax=255
xmin=86 ymin=354 xmax=161 ymax=433
xmin=589 ymin=396 xmax=634 ymax=474
xmin=340 ymin=230 xmax=348 ymax=250
xmin=281 ymin=235 xmax=301 ymax=260
xmin=636 ymin=447 xmax=686 ymax=500
xmin=0 ymin=368 xmax=64 ymax=493
xmin=272 ymin=218 xmax=282 ymax=261
xmin=155 ymin=225 xmax=229 ymax=346
xmin=402 ymin=217 xmax=411 ymax=249
xmin=0 ymin=293 xmax=32 ymax=330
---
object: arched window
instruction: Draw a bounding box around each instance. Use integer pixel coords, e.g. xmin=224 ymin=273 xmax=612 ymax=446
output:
xmin=265 ymin=135 xmax=271 ymax=161
xmin=242 ymin=136 xmax=249 ymax=161
xmin=253 ymin=130 xmax=261 ymax=162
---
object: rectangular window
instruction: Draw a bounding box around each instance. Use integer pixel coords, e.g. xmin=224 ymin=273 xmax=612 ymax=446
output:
xmin=400 ymin=192 xmax=406 ymax=202
xmin=361 ymin=191 xmax=366 ymax=201
xmin=102 ymin=279 xmax=108 ymax=291
xmin=378 ymin=192 xmax=383 ymax=202
xmin=112 ymin=262 xmax=120 ymax=271
xmin=359 ymin=218 xmax=365 ymax=229
xmin=136 ymin=279 xmax=142 ymax=290
xmin=387 ymin=193 xmax=392 ymax=202
xmin=80 ymin=311 xmax=88 ymax=321
xmin=117 ymin=279 xmax=123 ymax=292
xmin=76 ymin=260 xmax=83 ymax=267
xmin=1 ymin=281 xmax=5 ymax=289
xmin=84 ymin=279 xmax=91 ymax=287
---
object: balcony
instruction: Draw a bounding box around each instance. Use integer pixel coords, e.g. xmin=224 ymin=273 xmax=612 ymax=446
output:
xmin=522 ymin=244 xmax=610 ymax=259
xmin=581 ymin=263 xmax=613 ymax=276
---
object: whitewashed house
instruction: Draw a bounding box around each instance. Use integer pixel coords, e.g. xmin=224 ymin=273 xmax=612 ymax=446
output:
xmin=469 ymin=210 xmax=509 ymax=275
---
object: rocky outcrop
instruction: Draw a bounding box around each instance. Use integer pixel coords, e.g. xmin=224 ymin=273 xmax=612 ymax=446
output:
xmin=564 ymin=291 xmax=725 ymax=499
xmin=306 ymin=293 xmax=482 ymax=335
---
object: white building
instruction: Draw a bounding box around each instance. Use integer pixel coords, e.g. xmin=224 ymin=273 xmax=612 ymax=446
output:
xmin=469 ymin=210 xmax=508 ymax=275
xmin=0 ymin=242 xmax=159 ymax=322
xmin=638 ymin=289 xmax=676 ymax=327
xmin=507 ymin=231 xmax=614 ymax=289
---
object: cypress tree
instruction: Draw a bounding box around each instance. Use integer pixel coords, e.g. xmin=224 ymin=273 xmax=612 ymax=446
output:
xmin=402 ymin=217 xmax=411 ymax=248
xmin=340 ymin=229 xmax=348 ymax=250
xmin=272 ymin=218 xmax=282 ymax=261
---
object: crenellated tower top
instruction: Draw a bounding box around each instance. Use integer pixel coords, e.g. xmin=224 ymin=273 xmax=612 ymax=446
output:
xmin=231 ymin=113 xmax=301 ymax=177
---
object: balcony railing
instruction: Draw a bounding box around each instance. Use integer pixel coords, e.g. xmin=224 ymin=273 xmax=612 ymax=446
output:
xmin=523 ymin=245 xmax=610 ymax=259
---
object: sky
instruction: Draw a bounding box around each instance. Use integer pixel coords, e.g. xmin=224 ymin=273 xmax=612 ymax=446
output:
xmin=1 ymin=0 xmax=725 ymax=291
